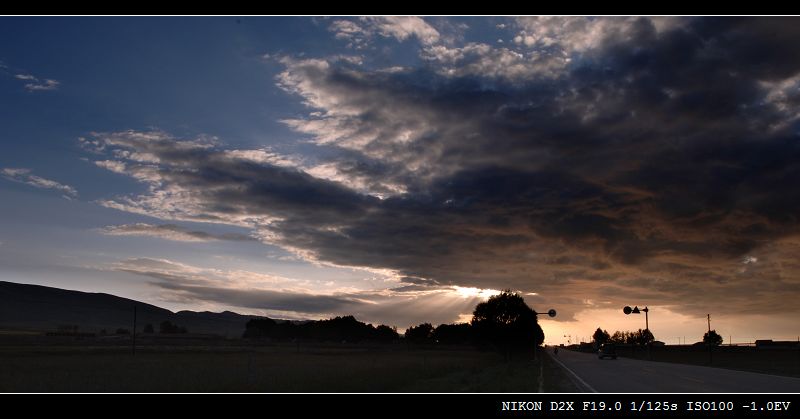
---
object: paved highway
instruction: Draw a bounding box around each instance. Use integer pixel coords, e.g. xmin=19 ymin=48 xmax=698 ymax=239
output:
xmin=547 ymin=347 xmax=800 ymax=392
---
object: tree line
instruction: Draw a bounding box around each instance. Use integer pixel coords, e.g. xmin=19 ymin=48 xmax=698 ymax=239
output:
xmin=243 ymin=290 xmax=545 ymax=351
xmin=592 ymin=327 xmax=724 ymax=346
xmin=97 ymin=320 xmax=189 ymax=336
xmin=243 ymin=315 xmax=398 ymax=343
xmin=594 ymin=328 xmax=656 ymax=346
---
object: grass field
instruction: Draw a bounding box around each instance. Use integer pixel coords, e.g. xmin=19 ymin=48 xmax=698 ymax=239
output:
xmin=0 ymin=340 xmax=578 ymax=392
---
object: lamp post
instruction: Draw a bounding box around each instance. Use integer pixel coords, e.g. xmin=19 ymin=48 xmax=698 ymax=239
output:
xmin=623 ymin=305 xmax=649 ymax=330
xmin=623 ymin=305 xmax=651 ymax=359
xmin=707 ymin=314 xmax=713 ymax=364
xmin=132 ymin=305 xmax=137 ymax=356
xmin=532 ymin=309 xmax=556 ymax=361
xmin=533 ymin=309 xmax=557 ymax=318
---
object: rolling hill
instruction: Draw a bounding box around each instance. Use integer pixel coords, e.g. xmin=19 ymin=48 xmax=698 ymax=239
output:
xmin=0 ymin=280 xmax=263 ymax=337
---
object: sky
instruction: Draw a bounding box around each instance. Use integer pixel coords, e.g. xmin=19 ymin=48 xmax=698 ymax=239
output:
xmin=2 ymin=16 xmax=800 ymax=344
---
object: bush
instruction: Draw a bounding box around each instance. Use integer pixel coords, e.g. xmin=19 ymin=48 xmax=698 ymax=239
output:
xmin=159 ymin=320 xmax=188 ymax=334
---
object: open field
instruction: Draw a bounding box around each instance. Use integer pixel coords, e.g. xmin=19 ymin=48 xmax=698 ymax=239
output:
xmin=0 ymin=336 xmax=576 ymax=392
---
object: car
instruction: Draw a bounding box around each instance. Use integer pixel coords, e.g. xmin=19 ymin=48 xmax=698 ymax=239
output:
xmin=598 ymin=343 xmax=617 ymax=359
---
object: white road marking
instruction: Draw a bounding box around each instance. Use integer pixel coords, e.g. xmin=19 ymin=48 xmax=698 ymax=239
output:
xmin=546 ymin=351 xmax=598 ymax=393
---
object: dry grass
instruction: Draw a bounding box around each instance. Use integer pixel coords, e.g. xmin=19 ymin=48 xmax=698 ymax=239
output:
xmin=0 ymin=342 xmax=574 ymax=392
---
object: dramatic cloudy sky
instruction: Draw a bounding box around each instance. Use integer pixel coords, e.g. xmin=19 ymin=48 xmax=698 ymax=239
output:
xmin=3 ymin=16 xmax=800 ymax=343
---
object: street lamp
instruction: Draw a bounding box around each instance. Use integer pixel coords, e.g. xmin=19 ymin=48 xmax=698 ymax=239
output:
xmin=533 ymin=309 xmax=557 ymax=318
xmin=623 ymin=305 xmax=652 ymax=359
xmin=531 ymin=308 xmax=556 ymax=361
xmin=623 ymin=305 xmax=649 ymax=331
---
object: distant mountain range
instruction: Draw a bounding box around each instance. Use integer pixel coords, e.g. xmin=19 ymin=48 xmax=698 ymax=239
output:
xmin=0 ymin=281 xmax=266 ymax=337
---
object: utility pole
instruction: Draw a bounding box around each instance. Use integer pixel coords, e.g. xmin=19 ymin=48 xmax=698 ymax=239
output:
xmin=531 ymin=309 xmax=556 ymax=362
xmin=706 ymin=314 xmax=712 ymax=365
xmin=132 ymin=305 xmax=137 ymax=356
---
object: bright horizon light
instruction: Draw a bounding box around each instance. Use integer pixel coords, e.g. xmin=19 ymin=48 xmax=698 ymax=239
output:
xmin=452 ymin=286 xmax=501 ymax=300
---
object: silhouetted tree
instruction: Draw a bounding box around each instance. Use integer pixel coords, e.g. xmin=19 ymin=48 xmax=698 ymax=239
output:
xmin=703 ymin=329 xmax=723 ymax=346
xmin=609 ymin=330 xmax=626 ymax=344
xmin=608 ymin=329 xmax=654 ymax=345
xmin=58 ymin=324 xmax=79 ymax=333
xmin=471 ymin=290 xmax=544 ymax=350
xmin=245 ymin=316 xmax=398 ymax=343
xmin=143 ymin=323 xmax=154 ymax=334
xmin=405 ymin=323 xmax=434 ymax=343
xmin=243 ymin=318 xmax=277 ymax=339
xmin=619 ymin=329 xmax=656 ymax=346
xmin=433 ymin=323 xmax=473 ymax=345
xmin=636 ymin=329 xmax=655 ymax=345
xmin=374 ymin=325 xmax=399 ymax=342
xmin=592 ymin=328 xmax=610 ymax=345
xmin=310 ymin=315 xmax=376 ymax=342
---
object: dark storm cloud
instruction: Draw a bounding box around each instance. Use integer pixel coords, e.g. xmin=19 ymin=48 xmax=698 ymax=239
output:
xmin=86 ymin=131 xmax=374 ymax=226
xmin=153 ymin=281 xmax=365 ymax=314
xmin=89 ymin=17 xmax=800 ymax=319
xmin=113 ymin=257 xmax=367 ymax=314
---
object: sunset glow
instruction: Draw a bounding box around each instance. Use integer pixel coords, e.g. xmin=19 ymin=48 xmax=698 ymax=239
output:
xmin=2 ymin=16 xmax=800 ymax=346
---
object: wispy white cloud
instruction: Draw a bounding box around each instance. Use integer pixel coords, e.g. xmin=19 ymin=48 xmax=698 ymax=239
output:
xmin=1 ymin=64 xmax=60 ymax=91
xmin=422 ymin=43 xmax=570 ymax=81
xmin=329 ymin=20 xmax=370 ymax=49
xmin=99 ymin=223 xmax=256 ymax=242
xmin=511 ymin=16 xmax=686 ymax=54
xmin=758 ymin=73 xmax=800 ymax=131
xmin=329 ymin=16 xmax=440 ymax=48
xmin=94 ymin=160 xmax=127 ymax=174
xmin=1 ymin=168 xmax=78 ymax=199
xmin=367 ymin=16 xmax=440 ymax=45
xmin=24 ymin=79 xmax=60 ymax=91
xmin=11 ymin=72 xmax=60 ymax=91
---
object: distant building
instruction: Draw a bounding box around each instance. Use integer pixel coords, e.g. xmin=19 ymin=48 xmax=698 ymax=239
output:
xmin=755 ymin=339 xmax=799 ymax=348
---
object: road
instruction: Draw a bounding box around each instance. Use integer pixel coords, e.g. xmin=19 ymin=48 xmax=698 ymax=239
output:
xmin=547 ymin=347 xmax=800 ymax=392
